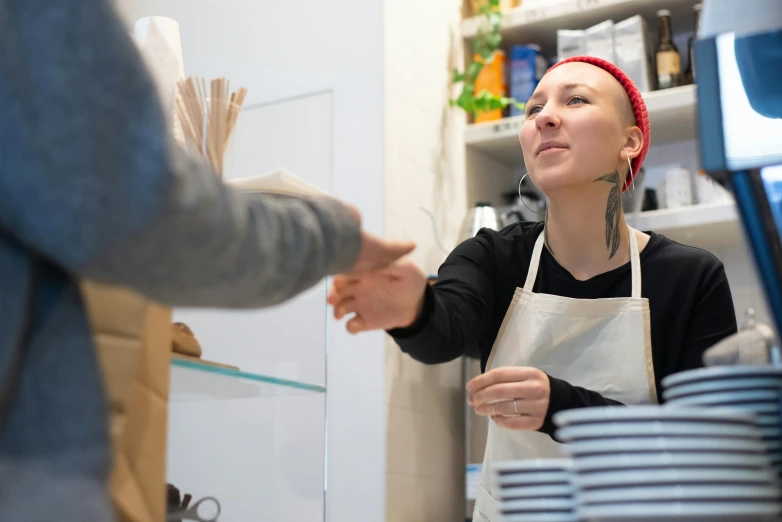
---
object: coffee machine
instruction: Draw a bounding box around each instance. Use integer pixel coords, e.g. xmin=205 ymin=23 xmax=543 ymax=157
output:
xmin=696 ymin=0 xmax=782 ymax=339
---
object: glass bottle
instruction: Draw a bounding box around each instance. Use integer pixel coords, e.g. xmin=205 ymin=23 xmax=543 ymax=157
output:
xmin=656 ymin=9 xmax=682 ymax=89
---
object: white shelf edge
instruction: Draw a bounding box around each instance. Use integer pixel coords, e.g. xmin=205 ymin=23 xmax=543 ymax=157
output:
xmin=461 ymin=0 xmax=690 ymax=39
xmin=462 ymin=0 xmax=611 ymax=38
xmin=627 ymin=202 xmax=742 ymax=247
xmin=631 ymin=201 xmax=737 ymax=231
xmin=465 ymin=114 xmax=526 ymax=146
xmin=642 ymin=84 xmax=697 ymax=112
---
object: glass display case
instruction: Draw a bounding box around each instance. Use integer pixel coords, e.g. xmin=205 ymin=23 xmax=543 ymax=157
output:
xmin=165 ymin=90 xmax=335 ymax=522
xmin=167 ymin=360 xmax=326 ymax=521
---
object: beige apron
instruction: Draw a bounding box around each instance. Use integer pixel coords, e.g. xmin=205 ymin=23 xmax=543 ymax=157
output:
xmin=473 ymin=226 xmax=657 ymax=521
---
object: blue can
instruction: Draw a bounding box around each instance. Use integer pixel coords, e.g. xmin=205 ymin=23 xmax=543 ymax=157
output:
xmin=509 ymin=44 xmax=548 ymax=117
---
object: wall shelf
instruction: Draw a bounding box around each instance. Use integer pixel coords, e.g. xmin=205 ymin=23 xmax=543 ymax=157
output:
xmin=169 ymin=358 xmax=326 ymax=403
xmin=628 ymin=202 xmax=740 ymax=246
xmin=462 ymin=0 xmax=701 ymax=50
xmin=465 ymin=84 xmax=697 ymax=167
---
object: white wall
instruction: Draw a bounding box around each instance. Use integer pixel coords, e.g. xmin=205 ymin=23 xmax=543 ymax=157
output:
xmin=384 ymin=0 xmax=468 ymax=520
xmin=114 ymin=1 xmax=387 ymax=520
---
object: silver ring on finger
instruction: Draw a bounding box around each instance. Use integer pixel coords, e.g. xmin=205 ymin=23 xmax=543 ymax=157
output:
xmin=514 ymin=399 xmax=519 ymax=415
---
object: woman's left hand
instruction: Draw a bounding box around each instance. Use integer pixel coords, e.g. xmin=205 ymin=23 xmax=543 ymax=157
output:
xmin=466 ymin=367 xmax=551 ymax=430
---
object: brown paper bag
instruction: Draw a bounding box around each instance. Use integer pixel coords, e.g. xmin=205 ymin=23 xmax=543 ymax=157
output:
xmin=82 ymin=282 xmax=172 ymax=522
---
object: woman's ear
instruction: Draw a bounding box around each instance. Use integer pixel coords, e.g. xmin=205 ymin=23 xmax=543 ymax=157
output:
xmin=621 ymin=126 xmax=644 ymax=161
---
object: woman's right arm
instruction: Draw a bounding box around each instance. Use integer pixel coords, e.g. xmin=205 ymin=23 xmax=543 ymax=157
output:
xmin=329 ymin=234 xmax=497 ymax=363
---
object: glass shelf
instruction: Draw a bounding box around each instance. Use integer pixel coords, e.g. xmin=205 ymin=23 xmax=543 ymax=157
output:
xmin=169 ymin=359 xmax=326 ymax=403
xmin=167 ymin=361 xmax=326 ymax=521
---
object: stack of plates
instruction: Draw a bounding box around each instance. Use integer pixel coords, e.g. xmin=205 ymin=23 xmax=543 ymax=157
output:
xmin=554 ymin=406 xmax=782 ymax=522
xmin=662 ymin=366 xmax=782 ymax=475
xmin=491 ymin=459 xmax=576 ymax=522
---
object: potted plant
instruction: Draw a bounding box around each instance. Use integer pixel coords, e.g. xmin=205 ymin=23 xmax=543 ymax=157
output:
xmin=451 ymin=0 xmax=525 ymax=118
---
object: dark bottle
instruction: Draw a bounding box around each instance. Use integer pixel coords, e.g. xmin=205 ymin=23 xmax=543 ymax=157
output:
xmin=656 ymin=9 xmax=682 ymax=89
xmin=685 ymin=3 xmax=703 ymax=84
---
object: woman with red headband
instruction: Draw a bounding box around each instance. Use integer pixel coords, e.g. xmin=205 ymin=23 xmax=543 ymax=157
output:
xmin=328 ymin=56 xmax=737 ymax=520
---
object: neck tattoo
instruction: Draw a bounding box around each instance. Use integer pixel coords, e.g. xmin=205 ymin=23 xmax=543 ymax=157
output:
xmin=594 ymin=171 xmax=621 ymax=259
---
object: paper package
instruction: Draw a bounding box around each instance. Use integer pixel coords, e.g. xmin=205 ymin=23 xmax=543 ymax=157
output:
xmin=229 ymin=168 xmax=332 ymax=199
xmin=82 ymin=282 xmax=172 ymax=522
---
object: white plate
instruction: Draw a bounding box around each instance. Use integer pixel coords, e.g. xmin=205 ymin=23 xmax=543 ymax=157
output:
xmin=501 ymin=498 xmax=575 ymax=513
xmin=757 ymin=414 xmax=782 ymax=426
xmin=573 ymin=452 xmax=773 ymax=471
xmin=553 ymin=405 xmax=756 ymax=427
xmin=662 ymin=367 xmax=782 ymax=389
xmin=496 ymin=471 xmax=572 ymax=487
xmin=556 ymin=422 xmax=763 ymax=441
xmin=494 ymin=459 xmax=572 ymax=474
xmin=580 ymin=484 xmax=782 ymax=504
xmin=666 ymin=401 xmax=781 ymax=416
xmin=578 ymin=500 xmax=782 ymax=522
xmin=763 ymin=439 xmax=782 ymax=448
xmin=497 ymin=484 xmax=575 ymax=500
xmin=564 ymin=436 xmax=768 ymax=455
xmin=504 ymin=514 xmax=577 ymax=522
xmin=666 ymin=389 xmax=781 ymax=405
xmin=663 ymin=378 xmax=782 ymax=400
xmin=700 ymin=401 xmax=782 ymax=415
xmin=573 ymin=468 xmax=778 ymax=489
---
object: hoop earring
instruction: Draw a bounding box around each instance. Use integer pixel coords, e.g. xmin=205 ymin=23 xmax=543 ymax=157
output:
xmin=518 ymin=173 xmax=546 ymax=215
xmin=625 ymin=156 xmax=636 ymax=199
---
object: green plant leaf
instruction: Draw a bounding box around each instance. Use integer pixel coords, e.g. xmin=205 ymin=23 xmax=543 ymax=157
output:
xmin=455 ymin=89 xmax=477 ymax=112
xmin=485 ymin=32 xmax=502 ymax=49
xmin=476 ymin=45 xmax=494 ymax=61
xmin=466 ymin=61 xmax=483 ymax=81
xmin=453 ymin=0 xmax=514 ymax=117
xmin=487 ymin=12 xmax=502 ymax=26
xmin=474 ymin=90 xmax=506 ymax=111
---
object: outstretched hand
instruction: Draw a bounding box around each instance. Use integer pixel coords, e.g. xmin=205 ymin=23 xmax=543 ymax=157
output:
xmin=343 ymin=204 xmax=415 ymax=275
xmin=328 ymin=258 xmax=428 ymax=334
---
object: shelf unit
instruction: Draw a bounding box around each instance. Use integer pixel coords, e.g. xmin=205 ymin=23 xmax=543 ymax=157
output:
xmin=627 ymin=201 xmax=739 ymax=246
xmin=462 ymin=0 xmax=701 ymax=51
xmin=169 ymin=358 xmax=326 ymax=403
xmin=460 ymin=0 xmax=734 ymax=249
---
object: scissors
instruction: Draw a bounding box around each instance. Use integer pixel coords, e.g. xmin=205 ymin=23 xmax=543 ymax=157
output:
xmin=167 ymin=496 xmax=221 ymax=522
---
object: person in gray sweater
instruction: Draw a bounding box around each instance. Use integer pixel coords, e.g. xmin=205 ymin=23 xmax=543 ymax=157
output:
xmin=0 ymin=0 xmax=412 ymax=519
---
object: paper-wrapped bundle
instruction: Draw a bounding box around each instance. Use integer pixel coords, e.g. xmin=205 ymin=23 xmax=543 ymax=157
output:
xmin=82 ymin=282 xmax=172 ymax=522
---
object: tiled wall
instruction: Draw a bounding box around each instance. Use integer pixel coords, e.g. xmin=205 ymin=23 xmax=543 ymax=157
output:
xmin=384 ymin=0 xmax=469 ymax=520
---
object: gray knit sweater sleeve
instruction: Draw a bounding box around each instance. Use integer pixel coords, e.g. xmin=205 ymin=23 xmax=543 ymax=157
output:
xmin=0 ymin=0 xmax=360 ymax=308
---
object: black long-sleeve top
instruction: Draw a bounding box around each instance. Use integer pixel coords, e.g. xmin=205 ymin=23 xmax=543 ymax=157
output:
xmin=390 ymin=222 xmax=738 ymax=437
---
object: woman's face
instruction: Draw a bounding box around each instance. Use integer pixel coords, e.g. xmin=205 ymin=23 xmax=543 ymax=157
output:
xmin=519 ymin=62 xmax=635 ymax=195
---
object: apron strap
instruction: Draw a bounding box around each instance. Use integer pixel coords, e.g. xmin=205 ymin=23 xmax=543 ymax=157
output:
xmin=525 ymin=225 xmax=642 ymax=298
xmin=628 ymin=225 xmax=642 ymax=298
xmin=523 ymin=232 xmax=546 ymax=293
